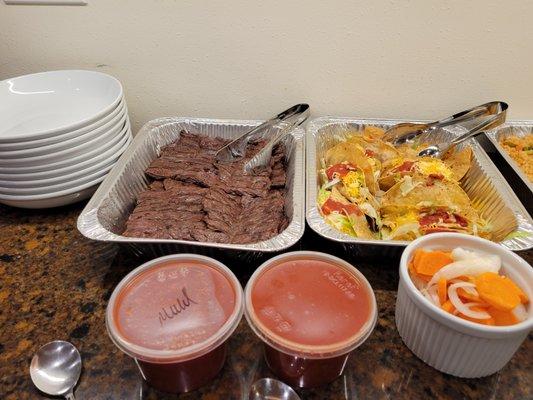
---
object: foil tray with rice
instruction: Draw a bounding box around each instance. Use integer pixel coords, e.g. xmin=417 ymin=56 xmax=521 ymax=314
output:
xmin=486 ymin=122 xmax=533 ymax=193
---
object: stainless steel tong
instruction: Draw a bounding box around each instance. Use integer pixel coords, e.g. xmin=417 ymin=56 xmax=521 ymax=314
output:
xmin=215 ymin=104 xmax=309 ymax=171
xmin=418 ymin=103 xmax=508 ymax=158
xmin=382 ymin=101 xmax=508 ymax=148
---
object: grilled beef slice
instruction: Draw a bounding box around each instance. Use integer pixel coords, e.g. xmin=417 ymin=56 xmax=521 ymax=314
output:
xmin=124 ymin=131 xmax=289 ymax=244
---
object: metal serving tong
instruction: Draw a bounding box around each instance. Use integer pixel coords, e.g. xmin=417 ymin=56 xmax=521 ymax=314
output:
xmin=418 ymin=103 xmax=508 ymax=158
xmin=382 ymin=101 xmax=508 ymax=150
xmin=215 ymin=104 xmax=309 ymax=171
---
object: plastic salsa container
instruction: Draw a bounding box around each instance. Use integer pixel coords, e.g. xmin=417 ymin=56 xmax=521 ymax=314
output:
xmin=106 ymin=254 xmax=243 ymax=393
xmin=244 ymin=251 xmax=377 ymax=388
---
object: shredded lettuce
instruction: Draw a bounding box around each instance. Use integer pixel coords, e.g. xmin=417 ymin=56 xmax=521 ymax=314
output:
xmin=504 ymin=230 xmax=531 ymax=240
xmin=382 ymin=222 xmax=420 ymax=240
xmin=317 ymin=188 xmax=331 ymax=207
xmin=476 ymin=220 xmax=493 ymax=237
xmin=325 ymin=213 xmax=356 ymax=236
xmin=399 ymin=176 xmax=422 ymax=196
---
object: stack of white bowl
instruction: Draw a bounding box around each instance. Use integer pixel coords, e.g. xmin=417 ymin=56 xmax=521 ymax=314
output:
xmin=0 ymin=70 xmax=132 ymax=209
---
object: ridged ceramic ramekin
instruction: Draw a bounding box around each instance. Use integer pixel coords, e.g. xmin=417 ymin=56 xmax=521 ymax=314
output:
xmin=395 ymin=233 xmax=533 ymax=378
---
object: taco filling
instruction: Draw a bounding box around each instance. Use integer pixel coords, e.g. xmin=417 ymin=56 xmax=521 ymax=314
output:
xmin=318 ymin=126 xmax=489 ymax=241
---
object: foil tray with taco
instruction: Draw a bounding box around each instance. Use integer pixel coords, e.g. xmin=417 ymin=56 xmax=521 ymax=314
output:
xmin=317 ymin=126 xmax=490 ymax=241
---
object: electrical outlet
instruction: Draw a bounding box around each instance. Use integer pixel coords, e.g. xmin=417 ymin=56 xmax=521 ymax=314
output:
xmin=4 ymin=0 xmax=87 ymax=5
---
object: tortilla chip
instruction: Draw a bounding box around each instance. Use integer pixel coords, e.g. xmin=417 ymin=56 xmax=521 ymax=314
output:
xmin=378 ymin=175 xmax=399 ymax=192
xmin=363 ymin=126 xmax=386 ymax=139
xmin=378 ymin=158 xmax=412 ymax=191
xmin=378 ymin=157 xmax=456 ymax=191
xmin=346 ymin=135 xmax=399 ymax=163
xmin=381 ymin=174 xmax=473 ymax=212
xmin=348 ymin=212 xmax=376 ymax=239
xmin=443 ymin=147 xmax=472 ymax=181
xmin=396 ymin=141 xmax=437 ymax=159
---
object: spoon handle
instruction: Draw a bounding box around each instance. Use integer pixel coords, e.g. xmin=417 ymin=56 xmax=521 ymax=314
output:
xmin=215 ymin=104 xmax=309 ymax=162
xmin=449 ymin=106 xmax=507 ymax=148
xmin=65 ymin=391 xmax=76 ymax=400
xmin=428 ymin=101 xmax=494 ymax=130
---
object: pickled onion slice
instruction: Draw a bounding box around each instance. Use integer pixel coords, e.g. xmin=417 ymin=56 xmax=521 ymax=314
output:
xmin=428 ymin=257 xmax=501 ymax=287
xmin=448 ymin=282 xmax=491 ymax=320
xmin=512 ymin=303 xmax=528 ymax=322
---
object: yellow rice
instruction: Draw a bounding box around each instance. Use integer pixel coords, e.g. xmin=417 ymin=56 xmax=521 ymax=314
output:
xmin=499 ymin=134 xmax=533 ymax=182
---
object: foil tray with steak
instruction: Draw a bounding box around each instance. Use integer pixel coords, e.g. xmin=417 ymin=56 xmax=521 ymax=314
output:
xmin=123 ymin=131 xmax=288 ymax=244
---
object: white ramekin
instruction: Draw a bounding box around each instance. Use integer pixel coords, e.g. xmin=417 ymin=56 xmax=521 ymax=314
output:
xmin=395 ymin=233 xmax=533 ymax=378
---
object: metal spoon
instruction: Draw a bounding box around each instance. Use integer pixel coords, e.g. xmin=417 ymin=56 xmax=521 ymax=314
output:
xmin=30 ymin=341 xmax=82 ymax=400
xmin=382 ymin=101 xmax=508 ymax=147
xmin=249 ymin=378 xmax=301 ymax=400
xmin=417 ymin=104 xmax=508 ymax=158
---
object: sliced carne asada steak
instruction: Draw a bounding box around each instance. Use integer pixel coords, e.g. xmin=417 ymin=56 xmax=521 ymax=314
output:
xmin=123 ymin=130 xmax=289 ymax=244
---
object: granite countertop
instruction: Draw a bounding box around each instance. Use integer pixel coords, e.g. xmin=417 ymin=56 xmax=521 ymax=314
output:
xmin=0 ymin=201 xmax=531 ymax=400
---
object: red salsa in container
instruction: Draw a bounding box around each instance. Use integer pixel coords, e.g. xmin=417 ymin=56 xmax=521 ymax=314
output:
xmin=106 ymin=254 xmax=243 ymax=393
xmin=245 ymin=251 xmax=377 ymax=388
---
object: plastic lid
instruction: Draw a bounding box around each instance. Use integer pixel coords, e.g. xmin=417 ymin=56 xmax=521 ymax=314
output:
xmin=106 ymin=254 xmax=243 ymax=363
xmin=245 ymin=251 xmax=377 ymax=359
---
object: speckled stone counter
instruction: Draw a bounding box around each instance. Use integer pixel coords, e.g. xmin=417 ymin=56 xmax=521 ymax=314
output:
xmin=1 ymin=202 xmax=532 ymax=400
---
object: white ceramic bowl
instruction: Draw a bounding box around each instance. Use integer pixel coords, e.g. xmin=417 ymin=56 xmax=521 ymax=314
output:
xmin=0 ymin=132 xmax=131 ymax=180
xmin=0 ymin=164 xmax=111 ymax=195
xmin=395 ymin=233 xmax=533 ymax=378
xmin=0 ymin=70 xmax=123 ymax=142
xmin=0 ymin=119 xmax=130 ymax=167
xmin=0 ymin=97 xmax=126 ymax=151
xmin=0 ymin=183 xmax=98 ymax=209
xmin=0 ymin=107 xmax=128 ymax=159
xmin=0 ymin=126 xmax=131 ymax=175
xmin=0 ymin=152 xmax=121 ymax=188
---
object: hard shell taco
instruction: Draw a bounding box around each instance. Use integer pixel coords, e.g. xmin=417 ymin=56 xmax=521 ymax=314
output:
xmin=379 ymin=175 xmax=489 ymax=240
xmin=442 ymin=147 xmax=473 ymax=181
xmin=378 ymin=157 xmax=455 ymax=191
xmin=325 ymin=141 xmax=379 ymax=194
xmin=317 ymin=186 xmax=376 ymax=239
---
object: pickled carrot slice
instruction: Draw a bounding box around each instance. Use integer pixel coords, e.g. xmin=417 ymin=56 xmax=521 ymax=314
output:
xmin=413 ymin=250 xmax=453 ymax=276
xmin=487 ymin=307 xmax=520 ymax=326
xmin=438 ymin=278 xmax=447 ymax=305
xmin=441 ymin=300 xmax=456 ymax=314
xmin=475 ymin=272 xmax=521 ymax=311
xmin=501 ymin=276 xmax=529 ymax=304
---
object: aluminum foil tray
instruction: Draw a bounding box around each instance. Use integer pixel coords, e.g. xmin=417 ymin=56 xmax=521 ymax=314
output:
xmin=485 ymin=121 xmax=533 ymax=193
xmin=306 ymin=117 xmax=533 ymax=253
xmin=78 ymin=117 xmax=305 ymax=257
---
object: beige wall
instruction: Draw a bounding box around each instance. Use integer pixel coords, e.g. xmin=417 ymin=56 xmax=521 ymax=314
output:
xmin=1 ymin=0 xmax=532 ymax=133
